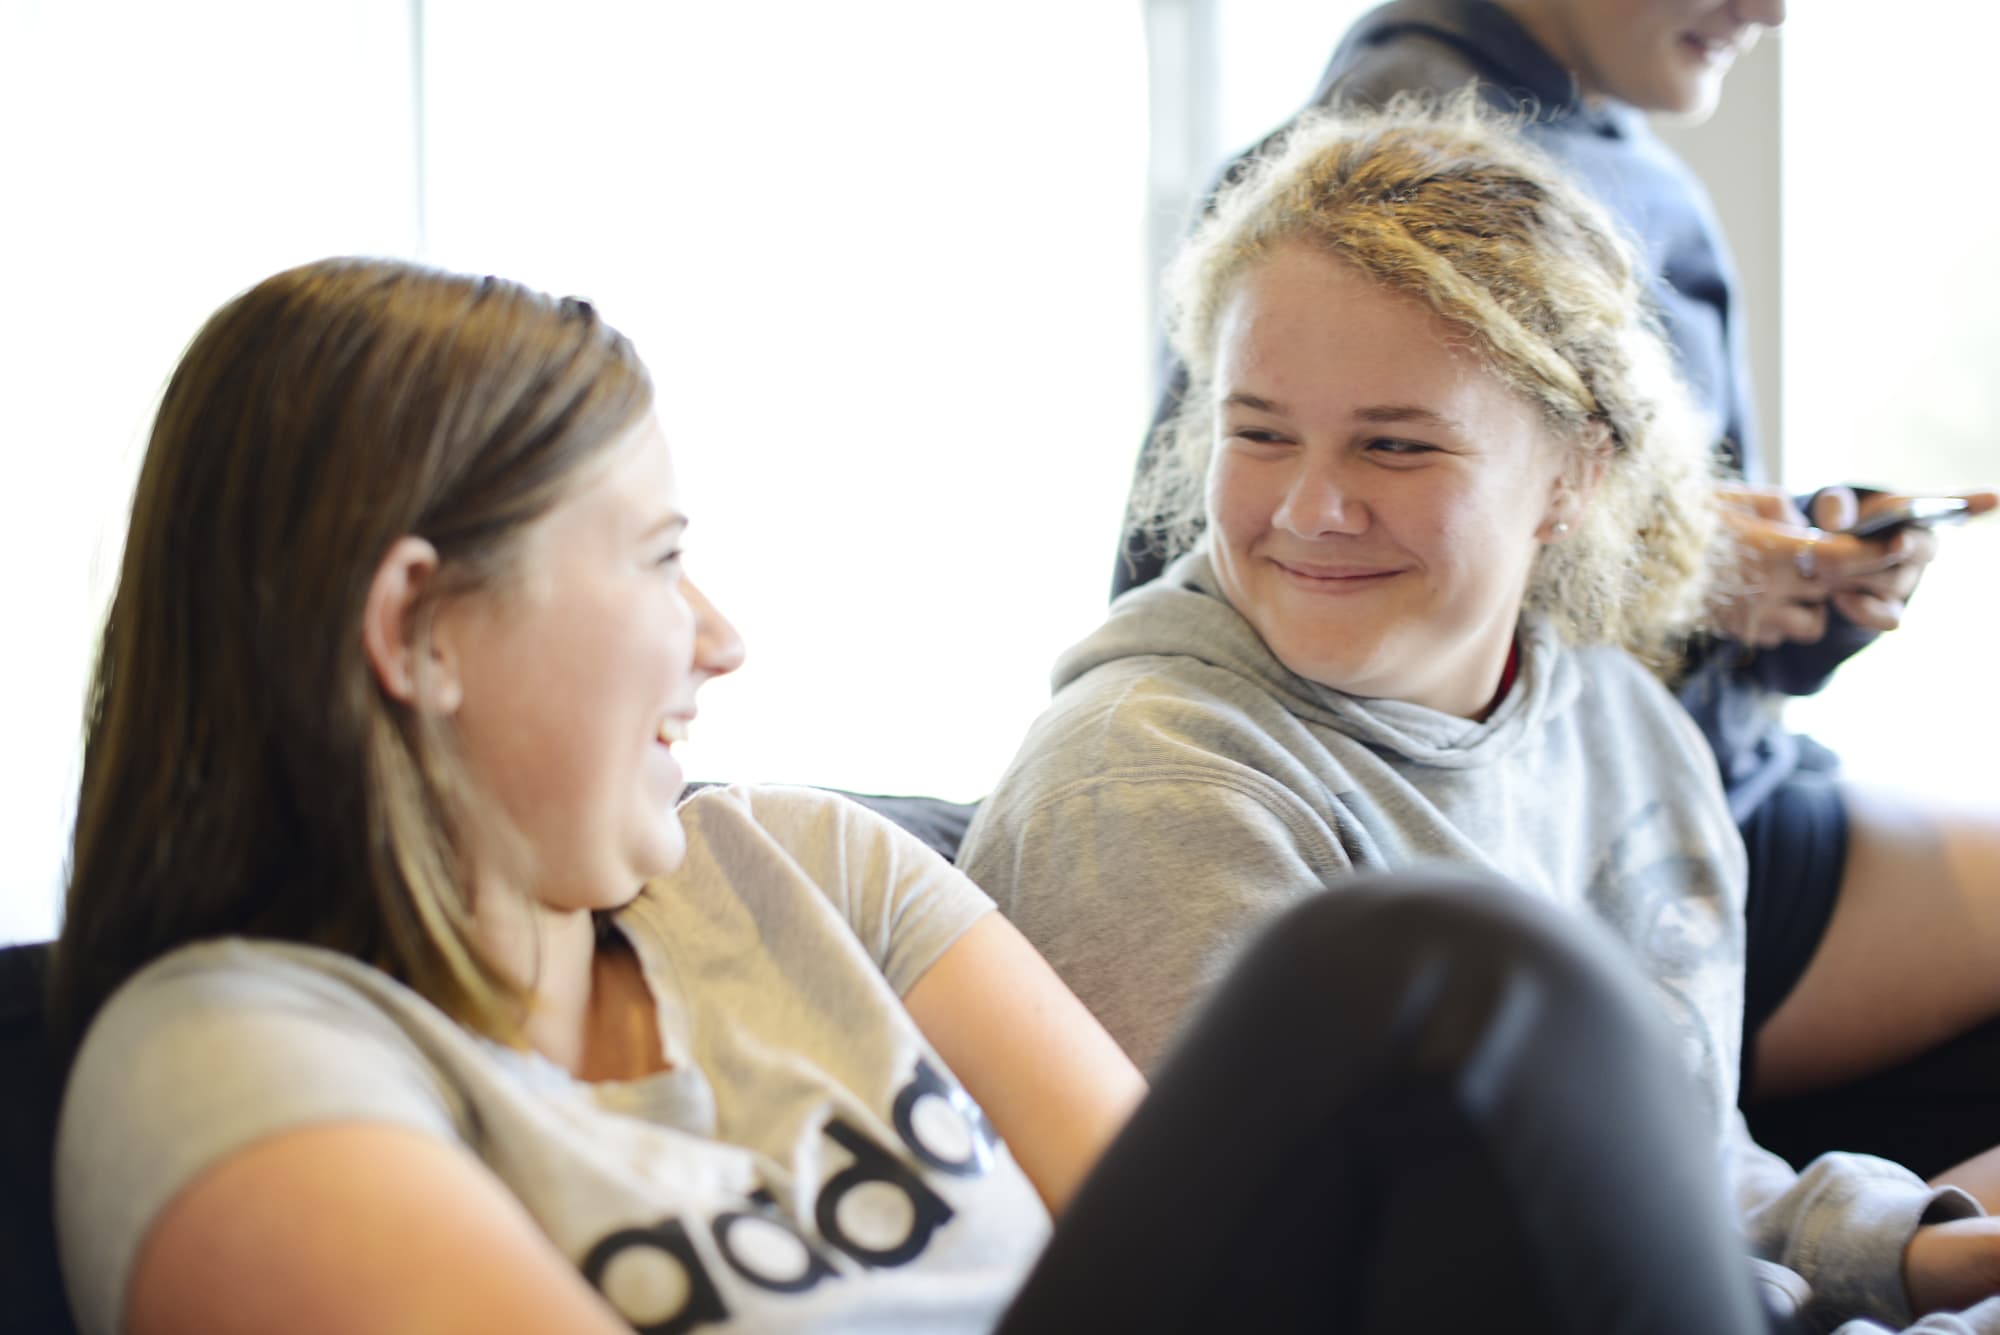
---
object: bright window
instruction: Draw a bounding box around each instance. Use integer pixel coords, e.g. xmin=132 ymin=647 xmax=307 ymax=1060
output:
xmin=1778 ymin=21 xmax=2000 ymax=802
xmin=1 ymin=0 xmax=419 ymax=944
xmin=417 ymin=1 xmax=1150 ymax=804
xmin=1 ymin=2 xmax=1148 ymax=944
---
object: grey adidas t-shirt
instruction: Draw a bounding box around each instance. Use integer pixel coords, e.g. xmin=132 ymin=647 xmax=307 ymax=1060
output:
xmin=57 ymin=784 xmax=1051 ymax=1334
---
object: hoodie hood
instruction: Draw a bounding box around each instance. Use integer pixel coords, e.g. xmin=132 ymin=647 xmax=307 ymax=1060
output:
xmin=1318 ymin=0 xmax=1639 ymax=140
xmin=1053 ymin=548 xmax=1582 ymax=771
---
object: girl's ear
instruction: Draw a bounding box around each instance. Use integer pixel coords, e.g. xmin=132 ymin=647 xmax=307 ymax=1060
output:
xmin=1540 ymin=422 xmax=1613 ymax=543
xmin=362 ymin=536 xmax=463 ymax=713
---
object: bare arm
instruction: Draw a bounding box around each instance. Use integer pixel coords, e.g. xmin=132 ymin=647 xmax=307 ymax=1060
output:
xmin=126 ymin=1122 xmax=631 ymax=1335
xmin=901 ymin=911 xmax=1146 ymax=1217
xmin=1904 ymin=1216 xmax=2000 ymax=1317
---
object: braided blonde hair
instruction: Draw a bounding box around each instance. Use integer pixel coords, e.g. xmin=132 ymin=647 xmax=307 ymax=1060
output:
xmin=1133 ymin=91 xmax=1721 ymax=668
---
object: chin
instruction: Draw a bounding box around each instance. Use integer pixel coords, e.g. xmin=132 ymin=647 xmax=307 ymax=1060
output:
xmin=1666 ymin=81 xmax=1724 ymax=119
xmin=639 ymin=819 xmax=691 ymax=880
xmin=580 ymin=836 xmax=688 ymax=911
xmin=1267 ymin=636 xmax=1375 ymax=697
xmin=1646 ymin=56 xmax=1731 ymax=118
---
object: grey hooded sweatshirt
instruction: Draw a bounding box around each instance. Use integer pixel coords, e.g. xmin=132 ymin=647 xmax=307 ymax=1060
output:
xmin=959 ymin=550 xmax=1983 ymax=1332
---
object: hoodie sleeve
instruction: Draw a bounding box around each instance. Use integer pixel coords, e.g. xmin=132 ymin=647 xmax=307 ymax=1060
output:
xmin=961 ymin=765 xmax=1356 ymax=1072
xmin=1730 ymin=1109 xmax=1983 ymax=1329
xmin=1831 ymin=1297 xmax=2000 ymax=1333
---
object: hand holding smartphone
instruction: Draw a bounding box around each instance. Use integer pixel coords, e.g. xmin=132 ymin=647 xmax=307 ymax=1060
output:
xmin=1844 ymin=496 xmax=1980 ymax=539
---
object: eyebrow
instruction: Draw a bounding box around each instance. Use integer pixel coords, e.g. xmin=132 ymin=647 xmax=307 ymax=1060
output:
xmin=1220 ymin=390 xmax=1288 ymax=414
xmin=639 ymin=512 xmax=690 ymax=541
xmin=1353 ymin=403 xmax=1463 ymax=430
xmin=1219 ymin=392 xmax=1464 ymax=432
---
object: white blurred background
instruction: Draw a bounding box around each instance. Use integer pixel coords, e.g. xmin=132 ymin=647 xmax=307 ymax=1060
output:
xmin=3 ymin=2 xmax=1992 ymax=943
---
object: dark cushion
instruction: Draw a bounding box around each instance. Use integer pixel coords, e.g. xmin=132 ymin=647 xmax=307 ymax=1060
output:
xmin=834 ymin=792 xmax=980 ymax=864
xmin=0 ymin=941 xmax=77 ymax=1335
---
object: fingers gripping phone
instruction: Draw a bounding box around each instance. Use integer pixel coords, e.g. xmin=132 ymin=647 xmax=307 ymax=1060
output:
xmin=1845 ymin=496 xmax=1975 ymax=539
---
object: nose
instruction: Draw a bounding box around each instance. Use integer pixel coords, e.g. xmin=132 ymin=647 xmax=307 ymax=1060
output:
xmin=685 ymin=578 xmax=746 ymax=680
xmin=1271 ymin=454 xmax=1369 ymax=539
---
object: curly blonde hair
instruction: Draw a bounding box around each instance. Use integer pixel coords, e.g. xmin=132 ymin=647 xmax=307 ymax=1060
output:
xmin=1133 ymin=92 xmax=1721 ymax=668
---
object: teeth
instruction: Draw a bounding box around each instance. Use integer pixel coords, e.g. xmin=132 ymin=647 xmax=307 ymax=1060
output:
xmin=657 ymin=718 xmax=688 ymax=745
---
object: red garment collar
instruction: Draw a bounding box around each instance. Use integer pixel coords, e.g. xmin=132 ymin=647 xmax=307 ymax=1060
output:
xmin=1489 ymin=639 xmax=1521 ymax=714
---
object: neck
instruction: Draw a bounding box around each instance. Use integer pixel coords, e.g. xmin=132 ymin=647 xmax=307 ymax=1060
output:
xmin=479 ymin=894 xmax=595 ymax=1065
xmin=476 ymin=890 xmax=660 ymax=1079
xmin=1492 ymin=0 xmax=1606 ymax=103
xmin=520 ymin=918 xmax=599 ymax=1075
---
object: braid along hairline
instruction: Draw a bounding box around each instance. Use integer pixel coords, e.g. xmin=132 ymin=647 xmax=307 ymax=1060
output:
xmin=1133 ymin=91 xmax=1724 ymax=666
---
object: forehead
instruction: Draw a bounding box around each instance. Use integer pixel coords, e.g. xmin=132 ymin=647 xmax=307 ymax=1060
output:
xmin=1214 ymin=247 xmax=1518 ymax=412
xmin=566 ymin=414 xmax=677 ymax=512
xmin=518 ymin=414 xmax=679 ymax=558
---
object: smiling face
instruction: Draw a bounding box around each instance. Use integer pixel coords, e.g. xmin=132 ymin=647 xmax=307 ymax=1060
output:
xmin=1204 ymin=246 xmax=1577 ymax=718
xmin=1502 ymin=0 xmax=1784 ymax=116
xmin=441 ymin=414 xmax=744 ymax=912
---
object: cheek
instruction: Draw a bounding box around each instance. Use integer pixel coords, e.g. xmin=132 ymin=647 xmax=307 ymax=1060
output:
xmin=647 ymin=593 xmax=699 ymax=687
xmin=571 ymin=582 xmax=693 ymax=696
xmin=1402 ymin=484 xmax=1483 ymax=549
xmin=478 ymin=607 xmax=637 ymax=764
xmin=1419 ymin=487 xmax=1540 ymax=581
xmin=1207 ymin=455 xmax=1273 ymax=545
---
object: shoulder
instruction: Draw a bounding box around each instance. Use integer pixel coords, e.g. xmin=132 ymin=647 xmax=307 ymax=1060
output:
xmin=1559 ymin=644 xmax=1739 ymax=838
xmin=1561 ymin=644 xmax=1710 ymax=747
xmin=1569 ymin=644 xmax=1703 ymax=725
xmin=963 ymin=663 xmax=1359 ymax=895
xmin=657 ymin=784 xmax=995 ymax=996
xmin=1002 ymin=657 xmax=1344 ymax=817
xmin=68 ymin=939 xmax=467 ymax=1098
xmin=1312 ymin=0 xmax=1562 ymax=114
xmin=671 ymin=782 xmax=959 ymax=895
xmin=61 ymin=939 xmax=471 ymax=1157
xmin=1326 ymin=30 xmax=1487 ymax=107
xmin=56 ymin=941 xmax=468 ymax=1335
xmin=676 ymin=779 xmax=859 ymax=837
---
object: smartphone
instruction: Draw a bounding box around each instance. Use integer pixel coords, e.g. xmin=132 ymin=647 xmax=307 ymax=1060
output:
xmin=1845 ymin=496 xmax=1975 ymax=539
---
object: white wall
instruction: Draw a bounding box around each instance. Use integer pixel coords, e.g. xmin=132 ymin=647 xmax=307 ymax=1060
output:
xmin=1 ymin=2 xmax=1151 ymax=944
xmin=12 ymin=6 xmax=1987 ymax=948
xmin=1774 ymin=16 xmax=2000 ymax=796
xmin=1 ymin=0 xmax=420 ymax=944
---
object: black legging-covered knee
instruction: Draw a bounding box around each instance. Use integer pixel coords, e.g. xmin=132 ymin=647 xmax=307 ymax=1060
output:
xmin=997 ymin=870 xmax=1769 ymax=1335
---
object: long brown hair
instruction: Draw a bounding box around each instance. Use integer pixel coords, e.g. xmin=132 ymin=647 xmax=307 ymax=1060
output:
xmin=53 ymin=258 xmax=652 ymax=1049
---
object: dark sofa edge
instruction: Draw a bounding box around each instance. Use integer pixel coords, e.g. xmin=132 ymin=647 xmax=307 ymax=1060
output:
xmin=1 ymin=940 xmax=80 ymax=1335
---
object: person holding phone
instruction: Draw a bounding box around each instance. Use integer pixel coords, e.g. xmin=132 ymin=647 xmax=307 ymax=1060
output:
xmin=1111 ymin=0 xmax=2000 ymax=1175
xmin=965 ymin=95 xmax=2000 ymax=1331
